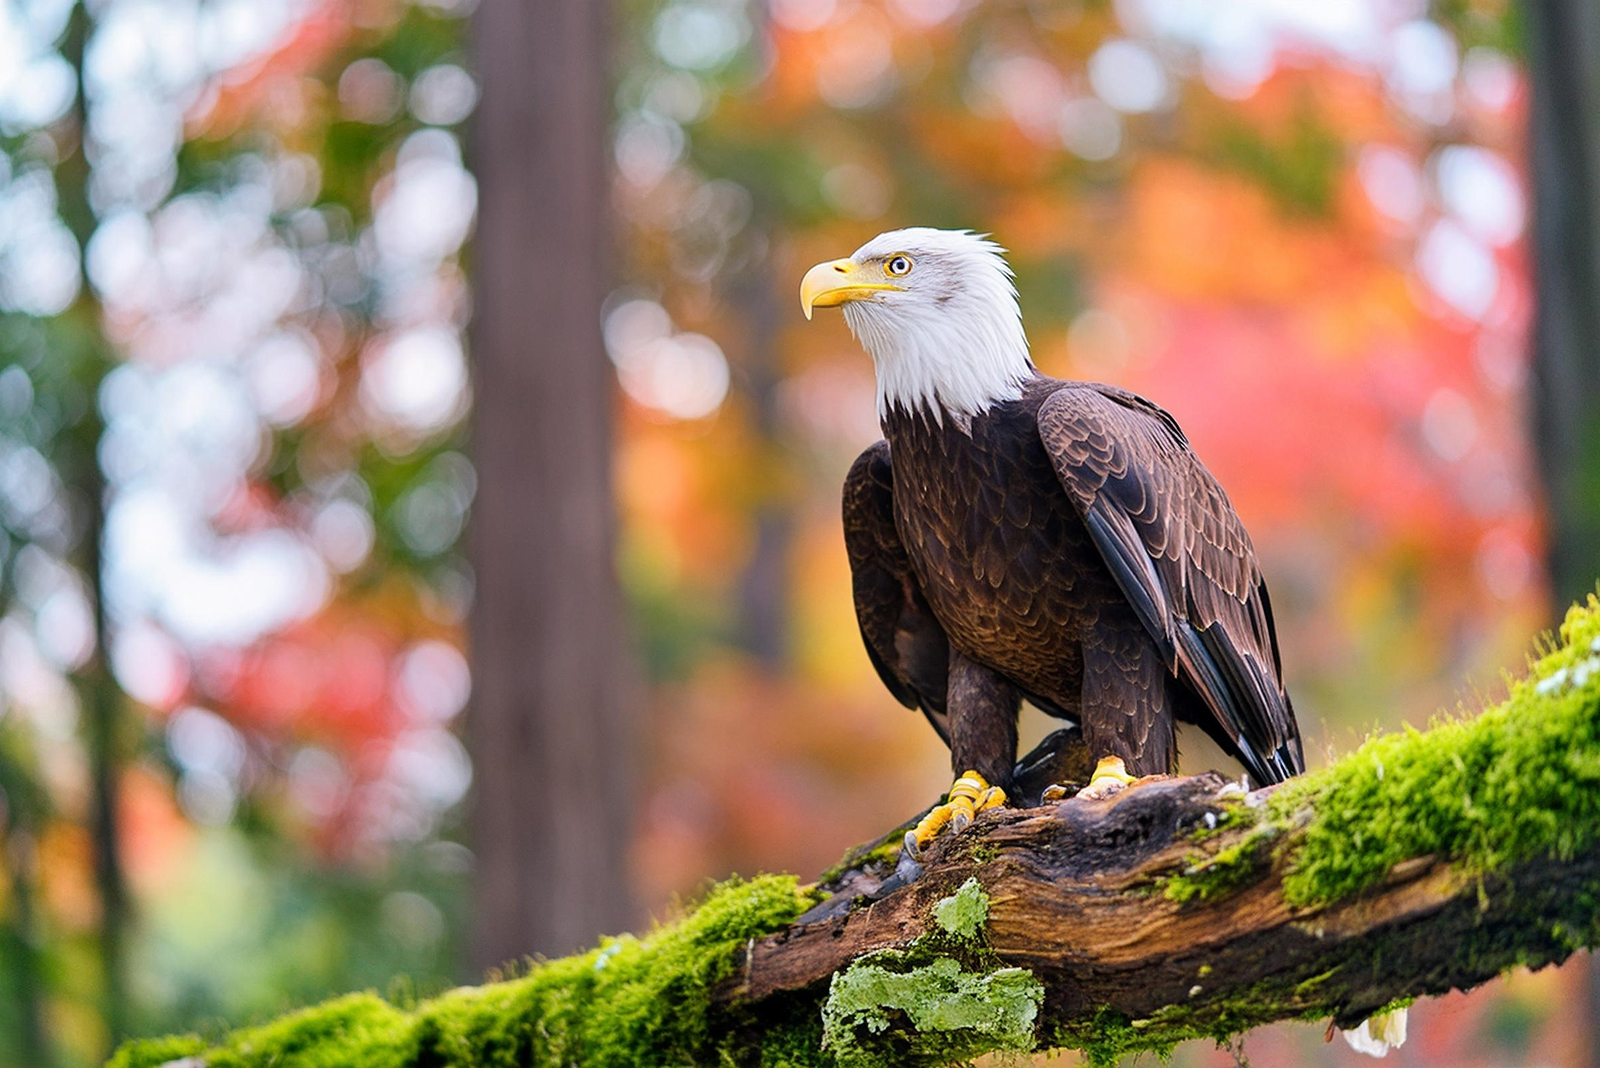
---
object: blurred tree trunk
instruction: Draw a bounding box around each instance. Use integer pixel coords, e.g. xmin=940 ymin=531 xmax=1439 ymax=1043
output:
xmin=1526 ymin=2 xmax=1600 ymax=1064
xmin=1528 ymin=0 xmax=1600 ymax=608
xmin=731 ymin=247 xmax=793 ymax=668
xmin=730 ymin=4 xmax=793 ymax=669
xmin=467 ymin=0 xmax=635 ymax=966
xmin=59 ymin=1 xmax=128 ymax=1050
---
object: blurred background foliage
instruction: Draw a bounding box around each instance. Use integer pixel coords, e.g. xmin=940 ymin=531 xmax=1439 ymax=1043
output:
xmin=0 ymin=0 xmax=1586 ymax=1065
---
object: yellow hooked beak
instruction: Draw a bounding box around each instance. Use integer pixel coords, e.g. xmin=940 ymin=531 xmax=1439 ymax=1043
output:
xmin=799 ymin=258 xmax=904 ymax=320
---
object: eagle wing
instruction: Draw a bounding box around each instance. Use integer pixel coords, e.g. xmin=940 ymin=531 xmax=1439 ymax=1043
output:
xmin=1036 ymin=384 xmax=1304 ymax=784
xmin=843 ymin=441 xmax=952 ymax=742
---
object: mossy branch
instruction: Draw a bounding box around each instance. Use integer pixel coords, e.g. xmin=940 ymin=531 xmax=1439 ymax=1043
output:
xmin=112 ymin=600 xmax=1600 ymax=1068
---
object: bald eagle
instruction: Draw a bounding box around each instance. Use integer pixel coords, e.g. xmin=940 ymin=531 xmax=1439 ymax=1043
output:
xmin=801 ymin=228 xmax=1305 ymax=851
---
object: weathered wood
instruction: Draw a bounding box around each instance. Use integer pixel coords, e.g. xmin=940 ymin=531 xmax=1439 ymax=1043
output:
xmin=722 ymin=763 xmax=1600 ymax=1050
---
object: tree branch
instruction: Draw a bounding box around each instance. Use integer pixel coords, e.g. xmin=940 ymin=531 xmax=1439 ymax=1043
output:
xmin=111 ymin=600 xmax=1600 ymax=1068
xmin=734 ymin=768 xmax=1598 ymax=1064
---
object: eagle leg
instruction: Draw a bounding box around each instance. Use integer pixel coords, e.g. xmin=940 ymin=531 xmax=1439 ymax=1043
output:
xmin=903 ymin=771 xmax=1007 ymax=857
xmin=1040 ymin=755 xmax=1140 ymax=803
xmin=902 ymin=651 xmax=1018 ymax=856
xmin=1041 ymin=623 xmax=1175 ymax=803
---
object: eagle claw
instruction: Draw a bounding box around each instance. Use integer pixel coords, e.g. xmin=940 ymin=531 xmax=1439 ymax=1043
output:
xmin=1044 ymin=755 xmax=1140 ymax=803
xmin=903 ymin=771 xmax=1006 ymax=856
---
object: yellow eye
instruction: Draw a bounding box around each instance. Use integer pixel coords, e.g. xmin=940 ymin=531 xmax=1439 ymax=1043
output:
xmin=885 ymin=254 xmax=913 ymax=277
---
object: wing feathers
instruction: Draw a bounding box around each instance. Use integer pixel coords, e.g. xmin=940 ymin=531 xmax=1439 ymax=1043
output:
xmin=843 ymin=441 xmax=952 ymax=740
xmin=1038 ymin=385 xmax=1305 ymax=785
xmin=1083 ymin=508 xmax=1176 ymax=664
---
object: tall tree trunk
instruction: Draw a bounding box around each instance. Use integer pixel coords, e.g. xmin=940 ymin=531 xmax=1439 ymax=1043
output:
xmin=731 ymin=248 xmax=792 ymax=668
xmin=466 ymin=0 xmax=635 ymax=967
xmin=59 ymin=1 xmax=127 ymax=1049
xmin=1528 ymin=0 xmax=1600 ymax=608
xmin=1526 ymin=3 xmax=1600 ymax=1064
xmin=730 ymin=5 xmax=792 ymax=669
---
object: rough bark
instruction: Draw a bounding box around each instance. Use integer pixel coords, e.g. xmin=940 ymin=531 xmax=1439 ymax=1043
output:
xmin=466 ymin=0 xmax=635 ymax=966
xmin=736 ymin=766 xmax=1589 ymax=1036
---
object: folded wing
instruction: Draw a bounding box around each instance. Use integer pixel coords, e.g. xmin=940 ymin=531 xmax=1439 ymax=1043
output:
xmin=843 ymin=441 xmax=952 ymax=742
xmin=1036 ymin=385 xmax=1304 ymax=784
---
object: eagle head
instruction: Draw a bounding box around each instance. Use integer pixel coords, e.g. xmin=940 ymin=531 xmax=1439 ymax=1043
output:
xmin=800 ymin=227 xmax=1033 ymax=424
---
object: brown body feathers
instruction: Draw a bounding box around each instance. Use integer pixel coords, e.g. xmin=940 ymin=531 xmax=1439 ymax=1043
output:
xmin=843 ymin=374 xmax=1304 ymax=790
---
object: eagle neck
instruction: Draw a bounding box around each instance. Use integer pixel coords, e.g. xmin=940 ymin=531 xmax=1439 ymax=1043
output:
xmin=844 ymin=295 xmax=1034 ymax=430
xmin=879 ymin=381 xmax=1034 ymax=455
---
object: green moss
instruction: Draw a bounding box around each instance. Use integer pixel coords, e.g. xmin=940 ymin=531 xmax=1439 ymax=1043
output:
xmin=930 ymin=878 xmax=988 ymax=940
xmin=107 ymin=1036 xmax=207 ymax=1068
xmin=110 ymin=875 xmax=825 ymax=1068
xmin=1059 ymin=1008 xmax=1187 ymax=1068
xmin=1272 ymin=598 xmax=1600 ymax=907
xmin=1055 ymin=983 xmax=1335 ymax=1068
xmin=1163 ymin=825 xmax=1278 ymax=904
xmin=1059 ymin=1005 xmax=1239 ymax=1068
xmin=966 ymin=842 xmax=1003 ymax=865
xmin=1188 ymin=800 xmax=1253 ymax=840
xmin=1164 ymin=601 xmax=1600 ymax=908
xmin=817 ymin=834 xmax=904 ymax=888
xmin=206 ymin=995 xmax=413 ymax=1068
xmin=1154 ymin=598 xmax=1600 ymax=914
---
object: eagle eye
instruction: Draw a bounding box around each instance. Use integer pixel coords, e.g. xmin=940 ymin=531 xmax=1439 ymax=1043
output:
xmin=885 ymin=254 xmax=913 ymax=277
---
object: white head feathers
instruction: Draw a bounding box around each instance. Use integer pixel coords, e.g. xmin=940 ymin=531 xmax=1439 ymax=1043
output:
xmin=839 ymin=228 xmax=1034 ymax=425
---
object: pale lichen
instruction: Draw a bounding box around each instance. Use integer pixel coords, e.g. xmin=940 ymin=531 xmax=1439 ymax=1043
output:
xmin=821 ymin=957 xmax=1042 ymax=1066
xmin=818 ymin=875 xmax=1041 ymax=1065
xmin=930 ymin=877 xmax=988 ymax=940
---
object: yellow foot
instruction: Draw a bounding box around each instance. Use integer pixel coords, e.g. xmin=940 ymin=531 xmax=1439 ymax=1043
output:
xmin=903 ymin=771 xmax=1006 ymax=857
xmin=1042 ymin=756 xmax=1140 ymax=803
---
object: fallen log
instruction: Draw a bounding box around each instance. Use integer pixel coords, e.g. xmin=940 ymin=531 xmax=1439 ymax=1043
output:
xmin=111 ymin=600 xmax=1600 ymax=1068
